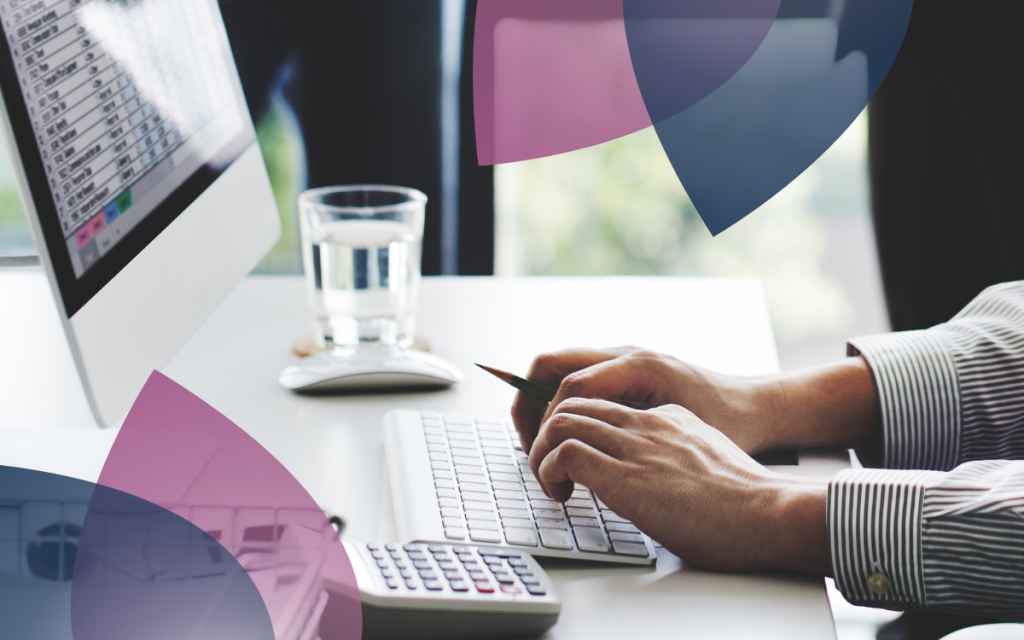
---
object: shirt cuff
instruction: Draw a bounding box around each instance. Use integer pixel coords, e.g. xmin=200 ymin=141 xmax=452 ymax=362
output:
xmin=848 ymin=331 xmax=962 ymax=470
xmin=828 ymin=468 xmax=946 ymax=610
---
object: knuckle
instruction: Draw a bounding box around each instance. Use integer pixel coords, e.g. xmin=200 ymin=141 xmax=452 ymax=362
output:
xmin=531 ymin=351 xmax=560 ymax=372
xmin=559 ymin=371 xmax=589 ymax=395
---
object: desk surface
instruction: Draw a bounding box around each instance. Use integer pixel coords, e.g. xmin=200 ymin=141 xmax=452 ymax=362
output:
xmin=0 ymin=273 xmax=840 ymax=639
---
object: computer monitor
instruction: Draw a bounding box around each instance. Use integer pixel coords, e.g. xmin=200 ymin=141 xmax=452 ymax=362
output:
xmin=0 ymin=0 xmax=280 ymax=427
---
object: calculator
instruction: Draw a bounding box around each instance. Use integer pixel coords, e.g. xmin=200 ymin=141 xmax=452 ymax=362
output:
xmin=337 ymin=541 xmax=561 ymax=640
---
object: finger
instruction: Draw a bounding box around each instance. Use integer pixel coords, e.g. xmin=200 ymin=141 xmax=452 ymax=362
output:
xmin=540 ymin=355 xmax=657 ymax=427
xmin=537 ymin=438 xmax=626 ymax=503
xmin=529 ymin=402 xmax=634 ymax=496
xmin=511 ymin=348 xmax=626 ymax=450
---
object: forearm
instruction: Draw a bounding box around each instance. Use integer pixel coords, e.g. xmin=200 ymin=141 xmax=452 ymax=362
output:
xmin=751 ymin=356 xmax=881 ymax=453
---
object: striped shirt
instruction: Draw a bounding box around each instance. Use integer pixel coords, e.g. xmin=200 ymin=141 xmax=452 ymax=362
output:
xmin=828 ymin=281 xmax=1024 ymax=618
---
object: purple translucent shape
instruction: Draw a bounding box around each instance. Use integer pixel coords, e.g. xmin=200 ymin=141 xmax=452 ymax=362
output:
xmin=474 ymin=0 xmax=651 ymax=165
xmin=88 ymin=372 xmax=361 ymax=640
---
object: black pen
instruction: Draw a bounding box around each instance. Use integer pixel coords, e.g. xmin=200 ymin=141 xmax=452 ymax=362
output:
xmin=475 ymin=364 xmax=648 ymax=410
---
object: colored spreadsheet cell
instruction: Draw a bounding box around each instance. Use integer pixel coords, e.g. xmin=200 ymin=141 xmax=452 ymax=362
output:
xmin=116 ymin=189 xmax=133 ymax=214
xmin=103 ymin=202 xmax=120 ymax=224
xmin=75 ymin=225 xmax=93 ymax=248
xmin=89 ymin=214 xmax=106 ymax=235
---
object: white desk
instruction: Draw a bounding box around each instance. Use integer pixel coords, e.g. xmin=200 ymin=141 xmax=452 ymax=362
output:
xmin=0 ymin=273 xmax=842 ymax=639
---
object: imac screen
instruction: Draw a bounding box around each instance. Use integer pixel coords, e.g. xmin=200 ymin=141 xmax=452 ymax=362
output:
xmin=0 ymin=0 xmax=255 ymax=316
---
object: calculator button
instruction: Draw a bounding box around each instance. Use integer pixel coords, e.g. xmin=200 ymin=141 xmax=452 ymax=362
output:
xmin=526 ymin=585 xmax=547 ymax=596
xmin=400 ymin=569 xmax=413 ymax=579
xmin=482 ymin=556 xmax=503 ymax=565
xmin=493 ymin=572 xmax=515 ymax=584
xmin=438 ymin=560 xmax=457 ymax=571
xmin=539 ymin=528 xmax=574 ymax=550
xmin=449 ymin=580 xmax=470 ymax=592
xmin=427 ymin=544 xmax=448 ymax=553
xmin=444 ymin=527 xmax=466 ymax=540
xmin=463 ymin=561 xmax=482 ymax=571
xmin=468 ymin=570 xmax=487 ymax=581
xmin=512 ymin=566 xmax=532 ymax=576
xmin=573 ymin=526 xmax=610 ymax=553
xmin=380 ymin=569 xmax=394 ymax=578
xmin=407 ymin=550 xmax=427 ymax=560
xmin=457 ymin=553 xmax=475 ymax=563
xmin=470 ymin=529 xmax=502 ymax=543
xmin=443 ymin=570 xmax=462 ymax=580
xmin=413 ymin=560 xmax=431 ymax=570
xmin=385 ymin=578 xmax=398 ymax=589
xmin=367 ymin=543 xmax=381 ymax=551
xmin=507 ymin=557 xmax=526 ymax=567
xmin=500 ymin=584 xmax=522 ymax=595
xmin=418 ymin=569 xmax=437 ymax=580
xmin=370 ymin=550 xmax=385 ymax=559
xmin=423 ymin=580 xmax=444 ymax=591
xmin=519 ymin=574 xmax=540 ymax=585
xmin=504 ymin=527 xmax=538 ymax=547
xmin=612 ymin=541 xmax=650 ymax=557
xmin=405 ymin=579 xmax=418 ymax=590
xmin=404 ymin=543 xmax=426 ymax=552
xmin=385 ymin=543 xmax=399 ymax=551
xmin=452 ymin=545 xmax=470 ymax=553
xmin=475 ymin=581 xmax=495 ymax=593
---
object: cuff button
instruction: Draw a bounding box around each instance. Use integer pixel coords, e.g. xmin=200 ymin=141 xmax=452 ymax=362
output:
xmin=867 ymin=571 xmax=892 ymax=595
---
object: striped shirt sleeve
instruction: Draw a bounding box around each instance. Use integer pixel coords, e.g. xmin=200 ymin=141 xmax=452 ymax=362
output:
xmin=828 ymin=461 xmax=1024 ymax=616
xmin=830 ymin=281 xmax=1024 ymax=615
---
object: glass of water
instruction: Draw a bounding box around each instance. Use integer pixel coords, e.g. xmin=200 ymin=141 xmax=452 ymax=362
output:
xmin=298 ymin=185 xmax=426 ymax=350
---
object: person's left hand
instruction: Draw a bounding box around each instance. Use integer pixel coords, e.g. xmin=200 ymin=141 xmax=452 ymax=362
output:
xmin=529 ymin=398 xmax=830 ymax=574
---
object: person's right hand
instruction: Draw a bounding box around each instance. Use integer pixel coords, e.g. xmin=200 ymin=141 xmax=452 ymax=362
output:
xmin=510 ymin=347 xmax=773 ymax=455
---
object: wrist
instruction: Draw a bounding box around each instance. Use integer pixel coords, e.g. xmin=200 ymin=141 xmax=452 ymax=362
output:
xmin=761 ymin=478 xmax=830 ymax=575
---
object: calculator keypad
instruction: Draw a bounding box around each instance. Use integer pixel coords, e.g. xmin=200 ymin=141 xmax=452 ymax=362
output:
xmin=366 ymin=543 xmax=547 ymax=596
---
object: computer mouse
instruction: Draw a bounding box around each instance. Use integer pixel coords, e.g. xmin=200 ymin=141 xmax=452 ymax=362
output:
xmin=279 ymin=348 xmax=464 ymax=392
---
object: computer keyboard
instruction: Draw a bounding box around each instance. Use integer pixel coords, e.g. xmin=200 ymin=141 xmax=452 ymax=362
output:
xmin=384 ymin=410 xmax=657 ymax=565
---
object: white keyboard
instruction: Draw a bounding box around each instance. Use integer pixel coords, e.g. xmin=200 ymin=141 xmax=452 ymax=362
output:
xmin=384 ymin=410 xmax=657 ymax=565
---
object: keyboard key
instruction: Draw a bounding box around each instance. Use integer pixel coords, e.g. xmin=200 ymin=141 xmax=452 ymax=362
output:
xmin=536 ymin=518 xmax=567 ymax=531
xmin=566 ymin=498 xmax=596 ymax=509
xmin=489 ymin=463 xmax=517 ymax=474
xmin=400 ymin=569 xmax=413 ymax=579
xmin=423 ymin=579 xmax=444 ymax=591
xmin=491 ymin=480 xmax=522 ymax=492
xmin=424 ymin=426 xmax=444 ymax=436
xmin=413 ymin=560 xmax=431 ymax=569
xmin=533 ymin=509 xmax=563 ymax=520
xmin=444 ymin=527 xmax=466 ymax=540
xmin=437 ymin=488 xmax=458 ymax=498
xmin=519 ymin=574 xmax=540 ymax=585
xmin=376 ymin=559 xmax=389 ymax=568
xmin=455 ymin=465 xmax=485 ymax=475
xmin=428 ymin=444 xmax=448 ymax=453
xmin=570 ymin=516 xmax=601 ymax=528
xmin=459 ymin=481 xmax=489 ymax=493
xmin=370 ymin=550 xmax=385 ymax=559
xmin=453 ymin=455 xmax=483 ymax=466
xmin=405 ymin=580 xmax=418 ymax=590
xmin=612 ymin=541 xmax=650 ymax=556
xmin=435 ymin=479 xmax=455 ymax=489
xmin=381 ymin=568 xmax=395 ymax=578
xmin=609 ymin=531 xmax=644 ymax=543
xmin=443 ymin=570 xmax=462 ymax=580
xmin=443 ymin=414 xmax=472 ymax=424
xmin=493 ymin=572 xmax=515 ymax=583
xmin=464 ymin=500 xmax=493 ymax=512
xmin=386 ymin=578 xmax=398 ymax=589
xmin=483 ymin=446 xmax=511 ymax=455
xmin=418 ymin=569 xmax=437 ymax=579
xmin=440 ymin=506 xmax=461 ymax=518
xmin=407 ymin=550 xmax=426 ymax=559
xmin=438 ymin=497 xmax=459 ymax=508
xmin=500 ymin=508 xmax=530 ymax=520
xmin=433 ymin=470 xmax=453 ymax=480
xmin=512 ymin=565 xmax=532 ymax=575
xmin=468 ymin=519 xmax=499 ymax=531
xmin=468 ymin=570 xmax=487 ymax=581
xmin=605 ymin=522 xmax=640 ymax=533
xmin=482 ymin=555 xmax=503 ymax=565
xmin=571 ymin=488 xmax=591 ymax=499
xmin=438 ymin=560 xmax=458 ymax=570
xmin=539 ymin=528 xmax=574 ymax=550
xmin=504 ymin=527 xmax=538 ymax=547
xmin=573 ymin=526 xmax=609 ymax=553
xmin=457 ymin=472 xmax=487 ymax=484
xmin=491 ymin=472 xmax=519 ymax=483
xmin=384 ymin=543 xmax=399 ymax=551
xmin=526 ymin=584 xmax=547 ymax=596
xmin=462 ymin=491 xmax=492 ymax=503
xmin=463 ymin=561 xmax=482 ymax=571
xmin=452 ymin=545 xmax=470 ymax=553
xmin=431 ymin=461 xmax=450 ymax=470
xmin=426 ymin=436 xmax=446 ymax=445
xmin=567 ymin=507 xmax=597 ymax=518
xmin=494 ymin=489 xmax=526 ymax=501
xmin=500 ymin=584 xmax=522 ymax=594
xmin=475 ymin=581 xmax=495 ymax=593
xmin=601 ymin=510 xmax=630 ymax=524
xmin=394 ymin=561 xmax=409 ymax=569
xmin=457 ymin=553 xmax=474 ymax=562
xmin=507 ymin=557 xmax=525 ymax=567
xmin=470 ymin=529 xmax=502 ymax=543
xmin=527 ymin=490 xmax=550 ymax=501
xmin=465 ymin=509 xmax=495 ymax=521
xmin=496 ymin=499 xmax=527 ymax=509
xmin=530 ymin=499 xmax=559 ymax=511
xmin=449 ymin=580 xmax=470 ymax=592
xmin=485 ymin=455 xmax=515 ymax=466
xmin=502 ymin=518 xmax=533 ymax=530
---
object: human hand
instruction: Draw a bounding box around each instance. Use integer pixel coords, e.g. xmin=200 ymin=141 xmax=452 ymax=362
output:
xmin=511 ymin=347 xmax=772 ymax=454
xmin=529 ymin=399 xmax=829 ymax=574
xmin=511 ymin=347 xmax=880 ymax=456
